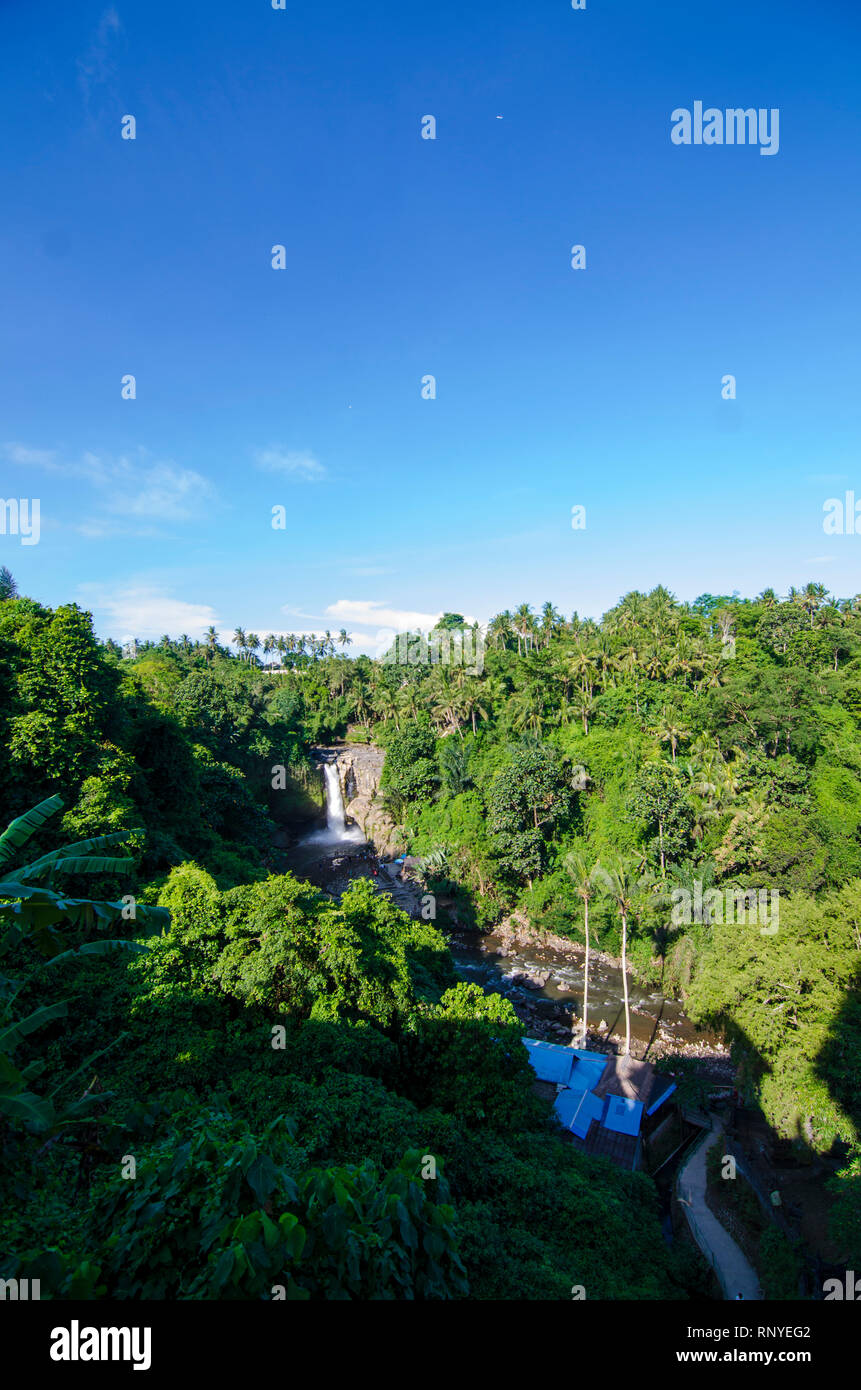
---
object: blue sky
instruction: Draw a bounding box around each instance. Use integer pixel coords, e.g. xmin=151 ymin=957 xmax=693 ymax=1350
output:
xmin=1 ymin=0 xmax=860 ymax=652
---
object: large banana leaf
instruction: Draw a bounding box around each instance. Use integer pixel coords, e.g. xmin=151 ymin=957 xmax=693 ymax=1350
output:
xmin=0 ymin=796 xmax=64 ymax=872
xmin=19 ymin=856 xmax=135 ymax=879
xmin=45 ymin=939 xmax=148 ymax=967
xmin=0 ymin=880 xmax=60 ymax=900
xmin=0 ymin=1089 xmax=56 ymax=1129
xmin=0 ymin=1000 xmax=68 ymax=1054
xmin=15 ymin=831 xmax=142 ymax=880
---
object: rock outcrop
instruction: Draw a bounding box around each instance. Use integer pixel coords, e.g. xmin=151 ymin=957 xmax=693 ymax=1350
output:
xmin=314 ymin=743 xmax=405 ymax=857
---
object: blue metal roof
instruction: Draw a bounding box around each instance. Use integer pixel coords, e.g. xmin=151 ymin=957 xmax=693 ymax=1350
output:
xmin=603 ymin=1095 xmax=644 ymax=1137
xmin=567 ymin=1090 xmax=607 ymax=1139
xmin=521 ymin=1038 xmax=577 ymax=1086
xmin=646 ymin=1080 xmax=677 ymax=1115
xmin=525 ymin=1041 xmax=655 ymax=1144
xmin=569 ymin=1051 xmax=608 ymax=1094
xmin=553 ymin=1087 xmax=587 ymax=1129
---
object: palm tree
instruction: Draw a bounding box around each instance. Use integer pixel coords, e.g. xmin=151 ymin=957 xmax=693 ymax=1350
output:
xmin=593 ymin=856 xmax=644 ymax=1056
xmin=564 ymin=850 xmax=598 ymax=1047
xmin=459 ymin=679 xmax=489 ymax=736
xmin=247 ymin=633 xmax=261 ymax=665
xmin=540 ymin=602 xmax=561 ymax=647
xmin=569 ymin=647 xmax=598 ymax=699
xmin=574 ymin=692 xmax=594 ymax=735
xmin=513 ymin=603 xmax=535 ymax=656
xmin=396 ymin=682 xmax=420 ymax=726
xmin=352 ymin=678 xmax=371 ymax=730
xmin=338 ymin=628 xmax=352 ymax=650
xmin=801 ymin=581 xmax=828 ymax=628
xmin=487 ymin=611 xmax=513 ymax=651
xmin=654 ymin=707 xmax=690 ymax=763
xmin=232 ymin=628 xmax=247 ymax=661
xmin=372 ymin=686 xmax=399 ymax=729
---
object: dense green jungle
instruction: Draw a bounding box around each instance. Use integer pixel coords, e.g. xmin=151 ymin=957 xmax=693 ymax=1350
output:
xmin=1 ymin=567 xmax=859 ymax=1299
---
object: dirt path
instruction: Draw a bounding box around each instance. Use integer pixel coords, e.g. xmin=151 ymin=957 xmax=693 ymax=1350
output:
xmin=677 ymin=1115 xmax=762 ymax=1301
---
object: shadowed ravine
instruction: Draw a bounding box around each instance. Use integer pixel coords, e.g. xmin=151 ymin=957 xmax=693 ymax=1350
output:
xmin=286 ymin=758 xmax=727 ymax=1068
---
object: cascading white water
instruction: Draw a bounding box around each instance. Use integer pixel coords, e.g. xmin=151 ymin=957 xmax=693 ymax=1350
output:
xmin=302 ymin=760 xmax=364 ymax=845
xmin=324 ymin=761 xmax=349 ymax=835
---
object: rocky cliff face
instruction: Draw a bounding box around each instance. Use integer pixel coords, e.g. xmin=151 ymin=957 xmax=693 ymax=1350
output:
xmin=314 ymin=744 xmax=405 ymax=857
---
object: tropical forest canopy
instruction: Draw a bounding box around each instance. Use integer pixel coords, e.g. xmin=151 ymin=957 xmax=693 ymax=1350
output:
xmin=1 ymin=572 xmax=859 ymax=1297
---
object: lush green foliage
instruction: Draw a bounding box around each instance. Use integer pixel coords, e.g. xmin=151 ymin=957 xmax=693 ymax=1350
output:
xmin=4 ymin=577 xmax=860 ymax=1293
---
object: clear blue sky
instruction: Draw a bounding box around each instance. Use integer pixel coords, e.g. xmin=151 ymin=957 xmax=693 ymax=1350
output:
xmin=2 ymin=0 xmax=859 ymax=652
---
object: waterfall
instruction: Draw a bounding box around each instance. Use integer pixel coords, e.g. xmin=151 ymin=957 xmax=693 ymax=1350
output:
xmin=303 ymin=760 xmax=364 ymax=845
xmin=324 ymin=761 xmax=349 ymax=835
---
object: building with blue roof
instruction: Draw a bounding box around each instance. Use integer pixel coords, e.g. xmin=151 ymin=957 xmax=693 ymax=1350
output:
xmin=522 ymin=1040 xmax=679 ymax=1171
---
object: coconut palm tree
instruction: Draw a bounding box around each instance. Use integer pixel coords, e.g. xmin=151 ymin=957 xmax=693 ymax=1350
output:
xmin=396 ymin=682 xmax=420 ymax=727
xmin=540 ymin=602 xmax=562 ymax=647
xmin=801 ymin=581 xmax=828 ymax=628
xmin=592 ymin=856 xmax=644 ymax=1056
xmin=569 ymin=647 xmax=598 ymax=699
xmin=574 ymin=692 xmax=594 ymax=735
xmin=564 ymin=850 xmax=598 ymax=1047
xmin=338 ymin=628 xmax=352 ymax=650
xmin=459 ymin=679 xmax=489 ymax=736
xmin=232 ymin=628 xmax=247 ymax=661
xmin=487 ymin=611 xmax=513 ymax=651
xmin=653 ymin=707 xmax=690 ymax=763
xmin=513 ymin=603 xmax=535 ymax=655
xmin=372 ymin=686 xmax=399 ymax=729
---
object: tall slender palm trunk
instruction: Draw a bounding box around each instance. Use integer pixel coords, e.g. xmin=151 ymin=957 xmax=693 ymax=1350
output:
xmin=620 ymin=909 xmax=631 ymax=1055
xmin=580 ymin=900 xmax=590 ymax=1048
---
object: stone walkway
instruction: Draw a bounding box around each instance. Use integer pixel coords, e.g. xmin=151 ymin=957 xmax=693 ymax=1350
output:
xmin=677 ymin=1115 xmax=762 ymax=1301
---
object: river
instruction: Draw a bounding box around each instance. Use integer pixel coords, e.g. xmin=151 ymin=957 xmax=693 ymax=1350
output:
xmin=284 ymin=785 xmax=725 ymax=1063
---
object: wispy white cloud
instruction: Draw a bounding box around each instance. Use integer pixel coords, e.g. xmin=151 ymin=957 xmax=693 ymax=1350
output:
xmin=254 ymin=447 xmax=326 ymax=481
xmin=3 ymin=443 xmax=214 ymax=532
xmin=84 ymin=453 xmax=213 ymax=521
xmin=77 ymin=7 xmax=122 ymax=109
xmin=316 ymin=600 xmax=478 ymax=657
xmin=80 ymin=583 xmax=222 ymax=643
xmin=2 ymin=442 xmax=58 ymax=467
xmin=323 ymin=599 xmax=448 ymax=632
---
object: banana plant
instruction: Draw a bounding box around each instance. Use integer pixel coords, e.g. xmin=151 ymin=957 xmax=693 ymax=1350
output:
xmin=0 ymin=796 xmax=169 ymax=1132
xmin=0 ymin=795 xmax=169 ymax=959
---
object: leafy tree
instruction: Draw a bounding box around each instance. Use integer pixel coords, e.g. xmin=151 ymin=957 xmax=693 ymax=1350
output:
xmin=487 ymin=745 xmax=572 ymax=887
xmin=629 ymin=760 xmax=693 ymax=876
xmin=90 ymin=1111 xmax=468 ymax=1299
xmin=0 ymin=796 xmax=167 ymax=1131
xmin=380 ymin=724 xmax=439 ymax=812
